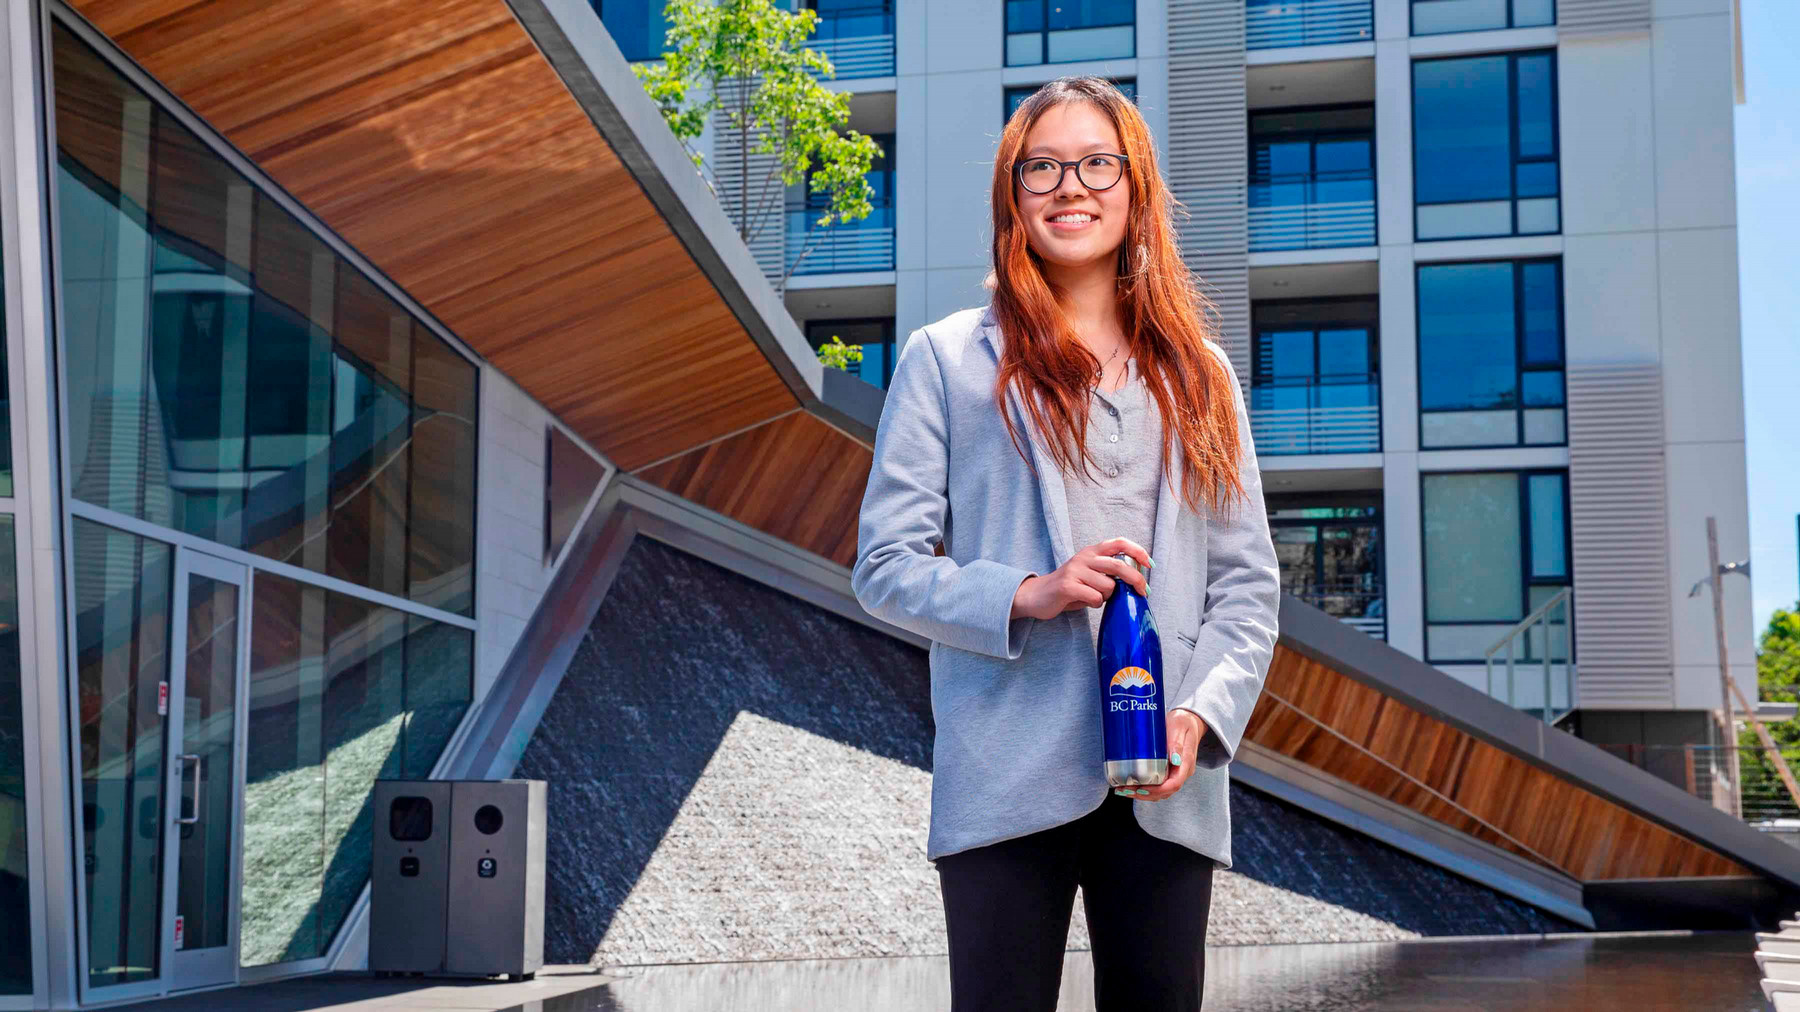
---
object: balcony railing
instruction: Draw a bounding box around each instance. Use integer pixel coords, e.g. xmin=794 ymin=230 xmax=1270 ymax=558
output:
xmin=787 ymin=213 xmax=895 ymax=277
xmin=806 ymin=4 xmax=895 ymax=80
xmin=1250 ymin=383 xmax=1380 ymax=455
xmin=1484 ymin=587 xmax=1574 ymax=724
xmin=1246 ymin=0 xmax=1374 ymax=50
xmin=1249 ymin=194 xmax=1376 ymax=251
xmin=1293 ymin=584 xmax=1385 ymax=641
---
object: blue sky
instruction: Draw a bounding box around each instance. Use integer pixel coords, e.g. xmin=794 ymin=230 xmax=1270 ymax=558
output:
xmin=1739 ymin=0 xmax=1800 ymax=634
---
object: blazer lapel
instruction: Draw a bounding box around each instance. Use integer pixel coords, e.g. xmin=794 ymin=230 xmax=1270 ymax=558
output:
xmin=980 ymin=309 xmax=1076 ymax=566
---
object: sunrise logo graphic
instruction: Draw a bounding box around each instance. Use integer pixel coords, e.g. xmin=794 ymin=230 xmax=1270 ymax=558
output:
xmin=1108 ymin=666 xmax=1155 ymax=697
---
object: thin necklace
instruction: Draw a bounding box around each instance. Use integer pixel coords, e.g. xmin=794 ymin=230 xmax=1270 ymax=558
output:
xmin=1094 ymin=344 xmax=1122 ymax=391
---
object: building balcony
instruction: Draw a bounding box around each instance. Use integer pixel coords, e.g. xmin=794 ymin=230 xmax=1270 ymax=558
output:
xmin=1246 ymin=0 xmax=1374 ymax=50
xmin=1294 ymin=584 xmax=1386 ymax=640
xmin=1252 ymin=177 xmax=1375 ymax=250
xmin=1250 ymin=381 xmax=1381 ymax=456
xmin=808 ymin=2 xmax=895 ymax=80
xmin=787 ymin=210 xmax=895 ymax=277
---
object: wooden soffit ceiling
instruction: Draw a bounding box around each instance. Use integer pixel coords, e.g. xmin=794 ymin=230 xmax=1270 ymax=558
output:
xmin=64 ymin=0 xmax=876 ymax=566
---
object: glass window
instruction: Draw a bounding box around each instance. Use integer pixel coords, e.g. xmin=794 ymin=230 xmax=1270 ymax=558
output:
xmin=593 ymin=1 xmax=672 ymax=62
xmin=1413 ymin=51 xmax=1559 ymax=240
xmin=1005 ymin=79 xmax=1136 ymax=121
xmin=1005 ymin=0 xmax=1134 ymax=66
xmin=241 ymin=572 xmax=472 ymax=967
xmin=1268 ymin=501 xmax=1384 ymax=637
xmin=53 ymin=24 xmax=478 ymax=616
xmin=70 ymin=518 xmax=174 ymax=988
xmin=1250 ymin=299 xmax=1381 ymax=455
xmin=546 ymin=425 xmax=606 ymax=564
xmin=1416 ymin=258 xmax=1564 ymax=448
xmin=1249 ymin=106 xmax=1376 ymax=251
xmin=1422 ymin=470 xmax=1569 ymax=662
xmin=1413 ymin=0 xmax=1555 ymax=35
xmin=0 ymin=516 xmax=27 ymax=994
xmin=807 ymin=318 xmax=897 ymax=390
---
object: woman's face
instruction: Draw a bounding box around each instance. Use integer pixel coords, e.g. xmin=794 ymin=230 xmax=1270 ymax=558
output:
xmin=1015 ymin=101 xmax=1132 ymax=274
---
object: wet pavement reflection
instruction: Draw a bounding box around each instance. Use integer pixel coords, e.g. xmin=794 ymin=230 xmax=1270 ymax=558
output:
xmin=500 ymin=932 xmax=1763 ymax=1012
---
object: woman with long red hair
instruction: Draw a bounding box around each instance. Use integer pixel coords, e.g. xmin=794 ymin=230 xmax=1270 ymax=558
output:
xmin=852 ymin=77 xmax=1280 ymax=1010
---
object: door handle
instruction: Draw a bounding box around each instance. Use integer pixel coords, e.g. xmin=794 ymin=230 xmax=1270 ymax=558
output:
xmin=176 ymin=754 xmax=202 ymax=825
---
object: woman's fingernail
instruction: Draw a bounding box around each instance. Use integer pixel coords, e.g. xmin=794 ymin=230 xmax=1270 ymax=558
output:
xmin=1113 ymin=789 xmax=1132 ymax=797
xmin=1135 ymin=789 xmax=1151 ymax=795
xmin=1170 ymin=751 xmax=1183 ymax=767
xmin=1147 ymin=555 xmax=1157 ymax=568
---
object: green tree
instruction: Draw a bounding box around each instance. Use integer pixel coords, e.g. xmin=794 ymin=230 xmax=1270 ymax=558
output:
xmin=1738 ymin=605 xmax=1800 ymax=818
xmin=635 ymin=0 xmax=880 ymax=289
xmin=814 ymin=334 xmax=863 ymax=373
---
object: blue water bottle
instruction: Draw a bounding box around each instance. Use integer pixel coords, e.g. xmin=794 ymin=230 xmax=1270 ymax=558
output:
xmin=1097 ymin=553 xmax=1168 ymax=787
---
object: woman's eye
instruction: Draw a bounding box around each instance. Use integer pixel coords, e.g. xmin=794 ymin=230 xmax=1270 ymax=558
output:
xmin=1028 ymin=159 xmax=1058 ymax=172
xmin=1088 ymin=156 xmax=1114 ymax=168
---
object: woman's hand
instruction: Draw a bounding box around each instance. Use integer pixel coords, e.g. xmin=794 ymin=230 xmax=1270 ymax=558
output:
xmin=1009 ymin=537 xmax=1152 ymax=620
xmin=1124 ymin=709 xmax=1206 ymax=802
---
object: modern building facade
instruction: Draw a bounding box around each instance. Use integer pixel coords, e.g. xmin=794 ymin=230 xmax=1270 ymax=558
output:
xmin=599 ymin=0 xmax=1755 ymax=757
xmin=3 ymin=1 xmax=1782 ymax=1010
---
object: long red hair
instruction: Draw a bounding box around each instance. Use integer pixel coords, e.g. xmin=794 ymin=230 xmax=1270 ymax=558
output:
xmin=989 ymin=77 xmax=1244 ymax=515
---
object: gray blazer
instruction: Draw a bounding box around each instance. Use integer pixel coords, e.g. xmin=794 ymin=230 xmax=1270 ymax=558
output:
xmin=851 ymin=306 xmax=1281 ymax=866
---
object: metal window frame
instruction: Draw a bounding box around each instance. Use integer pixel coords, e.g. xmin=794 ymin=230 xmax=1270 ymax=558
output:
xmin=1413 ymin=254 xmax=1566 ymax=452
xmin=1419 ymin=466 xmax=1573 ymax=665
xmin=803 ymin=315 xmax=896 ymax=389
xmin=44 ymin=3 xmax=492 ymax=999
xmin=1247 ymin=101 xmax=1378 ymax=192
xmin=1267 ymin=504 xmax=1387 ymax=635
xmin=1410 ymin=48 xmax=1562 ymax=242
xmin=1410 ymin=0 xmax=1559 ymax=37
xmin=591 ymin=0 xmax=670 ymax=63
xmin=1002 ymin=0 xmax=1138 ymax=69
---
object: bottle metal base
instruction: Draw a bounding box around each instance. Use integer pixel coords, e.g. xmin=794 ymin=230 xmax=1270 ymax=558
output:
xmin=1105 ymin=758 xmax=1169 ymax=787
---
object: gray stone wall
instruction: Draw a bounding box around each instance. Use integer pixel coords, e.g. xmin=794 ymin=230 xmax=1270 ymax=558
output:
xmin=514 ymin=538 xmax=1572 ymax=968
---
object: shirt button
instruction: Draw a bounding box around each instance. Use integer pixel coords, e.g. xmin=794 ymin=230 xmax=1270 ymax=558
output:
xmin=1109 ymin=434 xmax=1119 ymax=443
xmin=1108 ymin=467 xmax=1119 ymax=478
xmin=1109 ymin=406 xmax=1119 ymax=417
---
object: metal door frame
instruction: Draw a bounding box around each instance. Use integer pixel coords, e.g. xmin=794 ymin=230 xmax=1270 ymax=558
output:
xmin=157 ymin=548 xmax=250 ymax=994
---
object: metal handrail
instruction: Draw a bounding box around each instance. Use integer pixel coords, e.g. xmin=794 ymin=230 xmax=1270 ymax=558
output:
xmin=1484 ymin=586 xmax=1574 ymax=724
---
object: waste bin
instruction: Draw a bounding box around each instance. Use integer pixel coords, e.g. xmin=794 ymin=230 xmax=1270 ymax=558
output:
xmin=446 ymin=779 xmax=546 ymax=978
xmin=369 ymin=779 xmax=545 ymax=978
xmin=370 ymin=781 xmax=452 ymax=973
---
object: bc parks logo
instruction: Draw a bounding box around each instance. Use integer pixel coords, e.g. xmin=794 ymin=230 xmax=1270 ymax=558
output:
xmin=1107 ymin=666 xmax=1158 ymax=712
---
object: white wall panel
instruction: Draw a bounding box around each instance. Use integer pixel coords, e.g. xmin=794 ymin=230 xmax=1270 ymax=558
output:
xmin=923 ymin=70 xmax=1001 ymax=270
xmin=1665 ymin=441 xmax=1753 ymax=679
xmin=1559 ymin=0 xmax=1652 ymax=37
xmin=1378 ymin=246 xmax=1418 ymax=454
xmin=1375 ymin=38 xmax=1412 ymax=247
xmin=1651 ymin=12 xmax=1737 ymax=231
xmin=1658 ymin=226 xmax=1744 ymax=446
xmin=924 ymin=0 xmax=1003 ymax=74
xmin=1562 ymin=232 xmax=1662 ymax=364
xmin=1558 ymin=34 xmax=1657 ymax=235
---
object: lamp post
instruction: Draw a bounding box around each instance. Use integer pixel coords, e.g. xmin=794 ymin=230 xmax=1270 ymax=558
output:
xmin=1690 ymin=516 xmax=1798 ymax=820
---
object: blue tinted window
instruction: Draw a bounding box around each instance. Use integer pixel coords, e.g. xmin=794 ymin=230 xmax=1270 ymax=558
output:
xmin=1414 ymin=51 xmax=1559 ymax=239
xmin=1418 ymin=262 xmax=1516 ymax=411
xmin=1413 ymin=56 xmax=1511 ymax=203
xmin=1006 ymin=0 xmax=1133 ymax=65
xmin=595 ymin=1 xmax=671 ymax=62
xmin=1417 ymin=258 xmax=1565 ymax=447
xmin=1528 ymin=473 xmax=1567 ymax=579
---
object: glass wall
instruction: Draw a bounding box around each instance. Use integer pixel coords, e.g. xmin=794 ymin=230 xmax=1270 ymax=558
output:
xmin=788 ymin=133 xmax=895 ymax=277
xmin=1251 ymin=298 xmax=1380 ymax=455
xmin=1413 ymin=51 xmax=1559 ymax=240
xmin=1422 ymin=470 xmax=1569 ymax=662
xmin=1268 ymin=498 xmax=1385 ymax=639
xmin=239 ymin=573 xmax=471 ymax=966
xmin=593 ymin=1 xmax=672 ymax=62
xmin=1416 ymin=258 xmax=1564 ymax=449
xmin=1250 ymin=106 xmax=1376 ymax=251
xmin=52 ymin=22 xmax=479 ymax=979
xmin=54 ymin=24 xmax=477 ymax=617
xmin=1006 ymin=79 xmax=1136 ymax=121
xmin=1005 ymin=0 xmax=1134 ymax=66
xmin=1413 ymin=0 xmax=1554 ymax=35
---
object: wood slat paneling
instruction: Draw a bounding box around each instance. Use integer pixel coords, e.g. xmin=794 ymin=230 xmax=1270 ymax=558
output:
xmin=68 ymin=0 xmax=802 ymax=473
xmin=1248 ymin=647 xmax=1748 ymax=882
xmin=636 ymin=411 xmax=871 ymax=568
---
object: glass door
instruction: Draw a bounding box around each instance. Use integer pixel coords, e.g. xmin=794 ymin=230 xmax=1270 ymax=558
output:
xmin=160 ymin=551 xmax=248 ymax=991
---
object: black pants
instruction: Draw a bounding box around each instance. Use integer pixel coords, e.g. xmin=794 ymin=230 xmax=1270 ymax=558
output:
xmin=936 ymin=791 xmax=1216 ymax=1012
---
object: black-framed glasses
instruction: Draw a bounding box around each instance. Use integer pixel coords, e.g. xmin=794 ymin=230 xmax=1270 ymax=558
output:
xmin=1014 ymin=153 xmax=1130 ymax=194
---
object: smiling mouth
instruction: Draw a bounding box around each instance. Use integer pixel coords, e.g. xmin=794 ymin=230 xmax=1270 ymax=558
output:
xmin=1047 ymin=212 xmax=1098 ymax=227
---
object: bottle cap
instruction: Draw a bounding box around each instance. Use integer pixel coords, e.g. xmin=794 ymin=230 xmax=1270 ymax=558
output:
xmin=1111 ymin=552 xmax=1148 ymax=579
